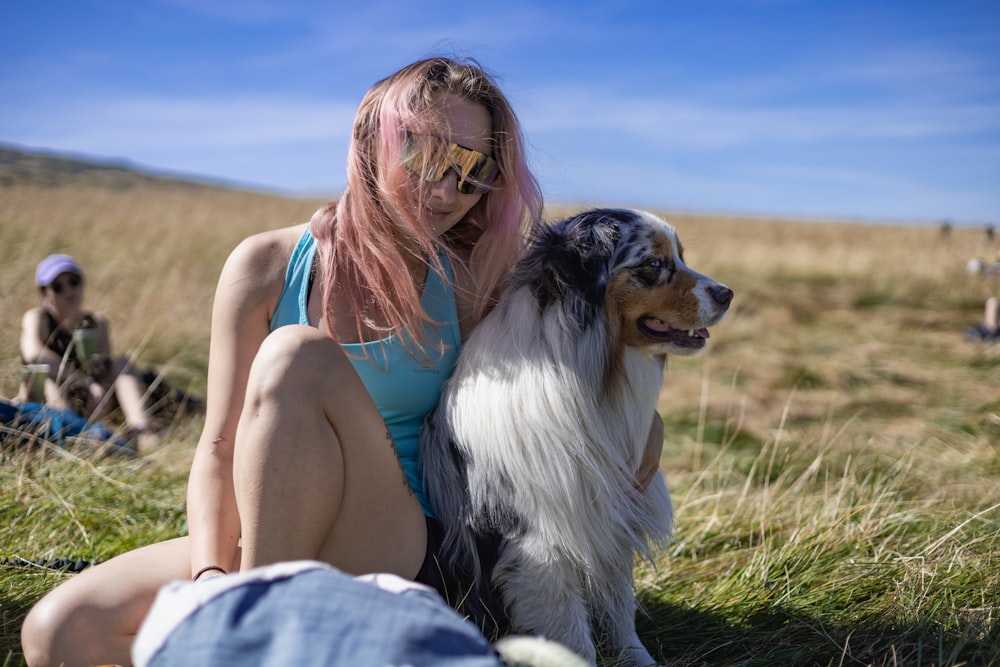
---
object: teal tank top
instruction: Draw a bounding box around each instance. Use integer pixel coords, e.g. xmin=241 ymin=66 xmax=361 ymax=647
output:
xmin=269 ymin=228 xmax=461 ymax=516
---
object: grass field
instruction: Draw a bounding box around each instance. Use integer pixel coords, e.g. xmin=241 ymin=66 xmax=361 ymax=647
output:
xmin=1 ymin=162 xmax=998 ymax=665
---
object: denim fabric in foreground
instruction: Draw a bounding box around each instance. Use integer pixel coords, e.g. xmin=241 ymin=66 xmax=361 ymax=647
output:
xmin=133 ymin=561 xmax=502 ymax=667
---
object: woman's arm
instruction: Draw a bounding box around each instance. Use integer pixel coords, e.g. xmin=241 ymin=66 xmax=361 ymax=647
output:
xmin=87 ymin=314 xmax=114 ymax=380
xmin=637 ymin=355 xmax=667 ymax=490
xmin=19 ymin=308 xmax=63 ymax=371
xmin=637 ymin=411 xmax=665 ymax=490
xmin=185 ymin=227 xmax=302 ymax=577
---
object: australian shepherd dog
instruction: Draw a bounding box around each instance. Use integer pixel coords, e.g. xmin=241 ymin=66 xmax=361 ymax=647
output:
xmin=421 ymin=208 xmax=734 ymax=666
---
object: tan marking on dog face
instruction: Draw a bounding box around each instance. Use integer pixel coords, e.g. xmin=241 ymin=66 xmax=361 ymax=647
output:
xmin=606 ymin=231 xmax=707 ymax=350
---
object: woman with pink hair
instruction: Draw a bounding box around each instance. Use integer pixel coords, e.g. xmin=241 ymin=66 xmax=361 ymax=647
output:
xmin=22 ymin=57 xmax=663 ymax=666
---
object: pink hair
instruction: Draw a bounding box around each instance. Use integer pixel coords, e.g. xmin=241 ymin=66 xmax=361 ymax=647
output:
xmin=311 ymin=57 xmax=543 ymax=362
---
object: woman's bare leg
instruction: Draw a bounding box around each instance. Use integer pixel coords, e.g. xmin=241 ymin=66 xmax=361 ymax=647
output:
xmin=114 ymin=372 xmax=151 ymax=428
xmin=985 ymin=297 xmax=999 ymax=333
xmin=107 ymin=359 xmax=150 ymax=423
xmin=42 ymin=377 xmax=74 ymax=412
xmin=233 ymin=325 xmax=427 ymax=578
xmin=21 ymin=536 xmax=191 ymax=667
xmin=104 ymin=358 xmax=159 ymax=451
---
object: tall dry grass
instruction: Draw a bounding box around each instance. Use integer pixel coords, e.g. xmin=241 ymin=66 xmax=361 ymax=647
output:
xmin=1 ymin=182 xmax=998 ymax=665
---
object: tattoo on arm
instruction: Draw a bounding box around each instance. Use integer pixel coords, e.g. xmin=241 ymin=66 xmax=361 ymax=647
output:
xmin=386 ymin=429 xmax=414 ymax=495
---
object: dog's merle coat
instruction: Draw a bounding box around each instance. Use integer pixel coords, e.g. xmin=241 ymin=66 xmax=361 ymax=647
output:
xmin=421 ymin=208 xmax=733 ymax=666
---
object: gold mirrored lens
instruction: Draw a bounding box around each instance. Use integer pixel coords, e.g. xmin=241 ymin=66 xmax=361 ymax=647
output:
xmin=403 ymin=134 xmax=498 ymax=195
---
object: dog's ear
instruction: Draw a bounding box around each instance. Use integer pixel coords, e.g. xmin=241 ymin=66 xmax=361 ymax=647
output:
xmin=516 ymin=209 xmax=629 ymax=322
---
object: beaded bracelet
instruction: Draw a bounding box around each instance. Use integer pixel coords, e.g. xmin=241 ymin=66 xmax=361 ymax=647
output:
xmin=193 ymin=565 xmax=227 ymax=581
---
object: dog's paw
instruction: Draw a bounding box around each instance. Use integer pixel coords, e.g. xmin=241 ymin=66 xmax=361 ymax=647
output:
xmin=493 ymin=636 xmax=590 ymax=667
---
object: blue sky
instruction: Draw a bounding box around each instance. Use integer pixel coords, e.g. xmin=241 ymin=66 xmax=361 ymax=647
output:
xmin=2 ymin=0 xmax=998 ymax=224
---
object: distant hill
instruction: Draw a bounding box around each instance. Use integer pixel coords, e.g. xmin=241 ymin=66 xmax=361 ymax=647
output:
xmin=0 ymin=143 xmax=235 ymax=190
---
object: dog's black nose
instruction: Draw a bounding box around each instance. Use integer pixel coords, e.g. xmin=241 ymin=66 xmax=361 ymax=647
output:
xmin=711 ymin=285 xmax=734 ymax=307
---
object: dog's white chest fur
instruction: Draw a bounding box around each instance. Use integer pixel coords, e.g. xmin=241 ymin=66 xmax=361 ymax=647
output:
xmin=448 ymin=286 xmax=671 ymax=559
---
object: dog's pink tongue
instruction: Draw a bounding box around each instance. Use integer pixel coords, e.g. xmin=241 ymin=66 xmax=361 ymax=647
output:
xmin=644 ymin=319 xmax=711 ymax=340
xmin=645 ymin=318 xmax=671 ymax=332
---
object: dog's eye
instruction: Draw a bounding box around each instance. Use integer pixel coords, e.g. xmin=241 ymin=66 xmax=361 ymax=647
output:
xmin=652 ymin=258 xmax=677 ymax=275
xmin=634 ymin=257 xmax=674 ymax=286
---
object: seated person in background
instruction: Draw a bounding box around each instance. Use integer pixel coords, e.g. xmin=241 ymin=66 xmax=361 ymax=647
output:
xmin=19 ymin=253 xmax=160 ymax=452
xmin=966 ymin=296 xmax=1000 ymax=342
xmin=966 ymin=257 xmax=1000 ymax=277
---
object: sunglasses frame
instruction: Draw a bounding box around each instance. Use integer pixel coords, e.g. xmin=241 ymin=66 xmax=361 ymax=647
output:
xmin=49 ymin=274 xmax=82 ymax=294
xmin=402 ymin=133 xmax=499 ymax=196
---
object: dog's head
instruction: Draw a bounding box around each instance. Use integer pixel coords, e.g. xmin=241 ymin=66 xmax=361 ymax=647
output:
xmin=515 ymin=208 xmax=733 ymax=357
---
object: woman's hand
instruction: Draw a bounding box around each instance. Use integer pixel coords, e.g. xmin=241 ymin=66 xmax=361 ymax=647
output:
xmin=87 ymin=379 xmax=107 ymax=404
xmin=89 ymin=353 xmax=112 ymax=378
xmin=61 ymin=368 xmax=92 ymax=394
xmin=636 ymin=411 xmax=664 ymax=491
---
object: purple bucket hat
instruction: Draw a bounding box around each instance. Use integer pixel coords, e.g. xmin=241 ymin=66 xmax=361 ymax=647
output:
xmin=36 ymin=254 xmax=83 ymax=287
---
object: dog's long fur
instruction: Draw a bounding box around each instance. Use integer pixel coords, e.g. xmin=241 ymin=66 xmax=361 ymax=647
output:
xmin=421 ymin=208 xmax=733 ymax=666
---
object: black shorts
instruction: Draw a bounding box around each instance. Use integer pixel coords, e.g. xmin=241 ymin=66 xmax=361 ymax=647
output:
xmin=414 ymin=515 xmax=449 ymax=598
xmin=413 ymin=515 xmax=509 ymax=639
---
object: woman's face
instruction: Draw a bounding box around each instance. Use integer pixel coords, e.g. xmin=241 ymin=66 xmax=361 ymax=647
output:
xmin=415 ymin=93 xmax=493 ymax=237
xmin=44 ymin=272 xmax=84 ymax=314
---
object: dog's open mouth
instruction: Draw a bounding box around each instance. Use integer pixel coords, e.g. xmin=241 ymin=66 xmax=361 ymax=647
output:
xmin=638 ymin=316 xmax=709 ymax=348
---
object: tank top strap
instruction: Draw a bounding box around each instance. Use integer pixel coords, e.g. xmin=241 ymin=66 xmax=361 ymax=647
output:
xmin=270 ymin=228 xmax=317 ymax=331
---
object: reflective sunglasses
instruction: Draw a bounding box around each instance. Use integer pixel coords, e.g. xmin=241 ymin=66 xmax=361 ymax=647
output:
xmin=402 ymin=133 xmax=499 ymax=195
xmin=49 ymin=274 xmax=82 ymax=294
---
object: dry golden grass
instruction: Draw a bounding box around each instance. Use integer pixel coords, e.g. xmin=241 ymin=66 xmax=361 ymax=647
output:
xmin=1 ymin=169 xmax=998 ymax=665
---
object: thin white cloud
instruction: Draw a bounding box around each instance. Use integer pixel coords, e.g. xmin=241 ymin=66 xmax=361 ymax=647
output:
xmin=522 ymin=83 xmax=1000 ymax=148
xmin=538 ymin=151 xmax=997 ymax=223
xmin=5 ymin=95 xmax=357 ymax=153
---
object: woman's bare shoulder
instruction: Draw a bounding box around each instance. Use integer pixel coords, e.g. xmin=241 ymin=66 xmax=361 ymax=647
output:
xmin=22 ymin=305 xmax=44 ymax=321
xmin=21 ymin=306 xmax=46 ymax=330
xmin=220 ymin=223 xmax=310 ymax=296
xmin=231 ymin=223 xmax=309 ymax=266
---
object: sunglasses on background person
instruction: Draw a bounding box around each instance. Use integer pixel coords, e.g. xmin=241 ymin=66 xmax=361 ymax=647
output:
xmin=402 ymin=133 xmax=499 ymax=195
xmin=49 ymin=275 xmax=82 ymax=294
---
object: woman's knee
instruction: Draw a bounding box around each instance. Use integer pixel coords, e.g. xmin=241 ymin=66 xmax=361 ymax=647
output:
xmin=21 ymin=592 xmax=58 ymax=666
xmin=22 ymin=538 xmax=190 ymax=666
xmin=21 ymin=585 xmax=100 ymax=667
xmin=246 ymin=326 xmax=351 ymax=405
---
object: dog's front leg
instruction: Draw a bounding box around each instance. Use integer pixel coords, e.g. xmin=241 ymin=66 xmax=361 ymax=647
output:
xmin=608 ymin=623 xmax=659 ymax=667
xmin=495 ymin=540 xmax=597 ymax=664
xmin=614 ymin=641 xmax=660 ymax=667
xmin=597 ymin=567 xmax=661 ymax=667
